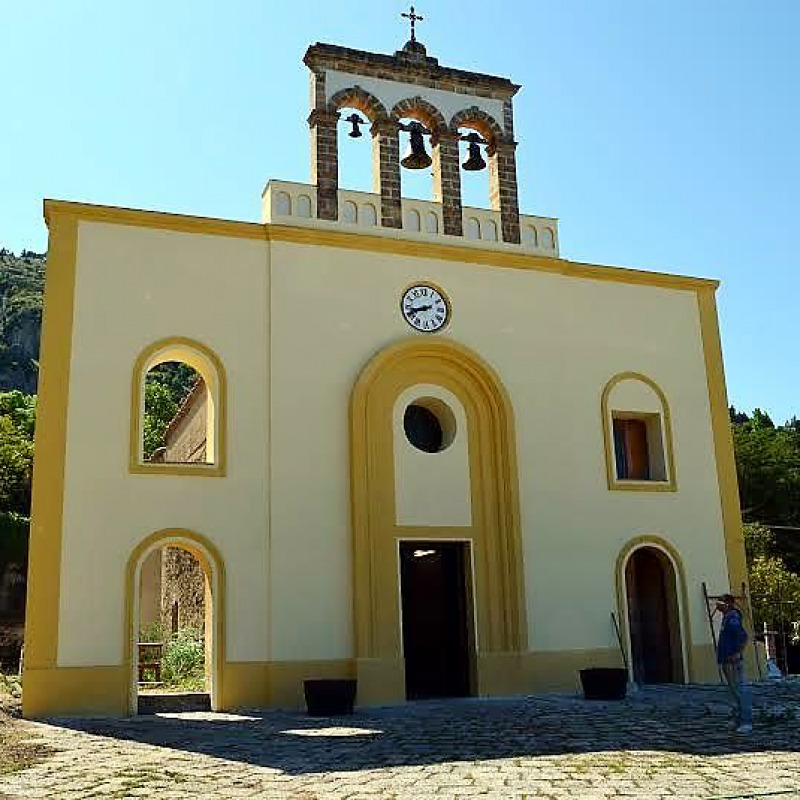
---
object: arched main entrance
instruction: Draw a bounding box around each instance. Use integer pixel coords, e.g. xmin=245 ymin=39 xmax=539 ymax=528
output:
xmin=619 ymin=541 xmax=687 ymax=684
xmin=350 ymin=339 xmax=526 ymax=704
xmin=126 ymin=529 xmax=225 ymax=714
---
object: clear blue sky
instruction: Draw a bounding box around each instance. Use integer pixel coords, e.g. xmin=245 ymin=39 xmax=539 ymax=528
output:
xmin=1 ymin=1 xmax=798 ymax=421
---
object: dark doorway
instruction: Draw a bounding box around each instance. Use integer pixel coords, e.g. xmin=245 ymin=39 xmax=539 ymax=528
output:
xmin=625 ymin=546 xmax=684 ymax=684
xmin=399 ymin=541 xmax=473 ymax=700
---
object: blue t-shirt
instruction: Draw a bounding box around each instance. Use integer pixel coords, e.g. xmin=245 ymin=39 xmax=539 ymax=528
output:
xmin=717 ymin=608 xmax=748 ymax=664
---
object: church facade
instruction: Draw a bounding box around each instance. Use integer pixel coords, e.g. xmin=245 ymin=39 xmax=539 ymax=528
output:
xmin=23 ymin=36 xmax=747 ymax=717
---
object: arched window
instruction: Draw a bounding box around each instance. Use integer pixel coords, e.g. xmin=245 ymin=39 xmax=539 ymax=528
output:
xmin=466 ymin=217 xmax=481 ymax=240
xmin=131 ymin=338 xmax=226 ymax=476
xmin=481 ymin=218 xmax=498 ymax=241
xmin=543 ymin=227 xmax=556 ymax=250
xmin=601 ymin=372 xmax=676 ymax=491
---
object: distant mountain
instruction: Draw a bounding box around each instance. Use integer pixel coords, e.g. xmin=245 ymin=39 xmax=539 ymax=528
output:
xmin=0 ymin=249 xmax=45 ymax=394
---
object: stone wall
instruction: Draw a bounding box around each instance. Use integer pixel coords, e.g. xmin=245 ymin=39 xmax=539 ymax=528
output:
xmin=304 ymin=40 xmax=521 ymax=243
xmin=160 ymin=547 xmax=205 ymax=635
xmin=163 ymin=378 xmax=208 ymax=463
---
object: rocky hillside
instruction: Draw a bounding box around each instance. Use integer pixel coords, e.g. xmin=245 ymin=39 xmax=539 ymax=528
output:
xmin=0 ymin=249 xmax=45 ymax=395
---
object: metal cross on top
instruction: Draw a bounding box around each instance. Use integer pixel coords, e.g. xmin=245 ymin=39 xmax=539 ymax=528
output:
xmin=401 ymin=5 xmax=424 ymax=42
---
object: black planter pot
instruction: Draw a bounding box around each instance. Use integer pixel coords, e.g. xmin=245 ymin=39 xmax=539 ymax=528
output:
xmin=579 ymin=667 xmax=628 ymax=700
xmin=303 ymin=679 xmax=357 ymax=716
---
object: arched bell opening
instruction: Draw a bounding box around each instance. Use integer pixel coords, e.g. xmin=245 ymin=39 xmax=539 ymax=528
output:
xmin=622 ymin=544 xmax=687 ymax=685
xmin=456 ymin=124 xmax=492 ymax=210
xmin=395 ymin=115 xmax=436 ymax=202
xmin=336 ymin=106 xmax=374 ymax=195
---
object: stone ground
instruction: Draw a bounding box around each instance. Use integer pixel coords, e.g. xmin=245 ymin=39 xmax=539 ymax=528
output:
xmin=2 ymin=683 xmax=800 ymax=799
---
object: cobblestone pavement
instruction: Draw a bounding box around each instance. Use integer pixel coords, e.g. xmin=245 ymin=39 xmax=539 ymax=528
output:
xmin=3 ymin=684 xmax=800 ymax=799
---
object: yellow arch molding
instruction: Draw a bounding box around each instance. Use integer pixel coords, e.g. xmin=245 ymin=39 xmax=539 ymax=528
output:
xmin=601 ymin=371 xmax=677 ymax=492
xmin=614 ymin=534 xmax=694 ymax=682
xmin=130 ymin=336 xmax=227 ymax=477
xmin=350 ymin=337 xmax=526 ymax=704
xmin=124 ymin=528 xmax=227 ymax=712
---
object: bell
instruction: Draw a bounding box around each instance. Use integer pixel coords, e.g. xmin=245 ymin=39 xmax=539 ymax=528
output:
xmin=462 ymin=133 xmax=486 ymax=171
xmin=400 ymin=122 xmax=432 ymax=170
xmin=345 ymin=113 xmax=364 ymax=138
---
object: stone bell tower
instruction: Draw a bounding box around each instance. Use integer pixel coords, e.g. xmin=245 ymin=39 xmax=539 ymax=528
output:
xmin=304 ymin=25 xmax=522 ymax=243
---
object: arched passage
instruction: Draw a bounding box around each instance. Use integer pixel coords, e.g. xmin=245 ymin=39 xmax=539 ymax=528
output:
xmin=615 ymin=536 xmax=691 ymax=684
xmin=350 ymin=338 xmax=525 ymax=704
xmin=125 ymin=528 xmax=226 ymax=714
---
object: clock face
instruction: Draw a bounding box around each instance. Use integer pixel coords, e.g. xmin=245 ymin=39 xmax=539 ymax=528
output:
xmin=401 ymin=284 xmax=450 ymax=332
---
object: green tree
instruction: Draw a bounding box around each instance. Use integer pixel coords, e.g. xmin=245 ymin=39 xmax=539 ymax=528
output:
xmin=143 ymin=378 xmax=179 ymax=459
xmin=0 ymin=390 xmax=36 ymax=438
xmin=732 ymin=412 xmax=800 ymax=526
xmin=148 ymin=362 xmax=198 ymax=406
xmin=743 ymin=522 xmax=800 ymax=632
xmin=0 ymin=415 xmax=33 ymax=515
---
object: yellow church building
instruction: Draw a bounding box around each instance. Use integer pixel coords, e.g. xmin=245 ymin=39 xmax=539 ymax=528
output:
xmin=23 ymin=32 xmax=748 ymax=718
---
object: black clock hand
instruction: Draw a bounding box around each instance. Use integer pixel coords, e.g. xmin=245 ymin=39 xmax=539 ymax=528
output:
xmin=407 ymin=304 xmax=433 ymax=315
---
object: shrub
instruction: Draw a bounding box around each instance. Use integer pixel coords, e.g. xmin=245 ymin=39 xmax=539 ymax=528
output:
xmin=161 ymin=628 xmax=205 ymax=690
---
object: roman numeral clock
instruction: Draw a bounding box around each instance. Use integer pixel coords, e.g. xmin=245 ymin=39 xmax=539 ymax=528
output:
xmin=401 ymin=283 xmax=450 ymax=332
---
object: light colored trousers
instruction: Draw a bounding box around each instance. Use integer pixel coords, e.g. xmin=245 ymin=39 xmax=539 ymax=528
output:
xmin=721 ymin=658 xmax=753 ymax=725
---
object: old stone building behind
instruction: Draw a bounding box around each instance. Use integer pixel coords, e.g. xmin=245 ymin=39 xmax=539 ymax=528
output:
xmin=140 ymin=380 xmax=208 ymax=638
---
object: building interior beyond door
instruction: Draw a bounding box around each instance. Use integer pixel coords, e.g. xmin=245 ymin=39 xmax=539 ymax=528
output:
xmin=400 ymin=541 xmax=473 ymax=700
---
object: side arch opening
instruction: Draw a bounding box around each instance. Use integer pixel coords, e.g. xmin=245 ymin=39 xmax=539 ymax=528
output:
xmin=126 ymin=529 xmax=225 ymax=714
xmin=615 ymin=536 xmax=691 ymax=684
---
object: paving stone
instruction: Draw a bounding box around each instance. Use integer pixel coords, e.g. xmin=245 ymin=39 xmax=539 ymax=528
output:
xmin=3 ymin=684 xmax=800 ymax=798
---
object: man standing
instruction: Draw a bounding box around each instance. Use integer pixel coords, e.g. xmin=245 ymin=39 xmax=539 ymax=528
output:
xmin=716 ymin=593 xmax=753 ymax=734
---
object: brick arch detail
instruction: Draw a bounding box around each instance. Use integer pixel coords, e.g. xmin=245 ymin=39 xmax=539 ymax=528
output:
xmin=390 ymin=96 xmax=448 ymax=136
xmin=449 ymin=106 xmax=505 ymax=145
xmin=328 ymin=86 xmax=389 ymax=123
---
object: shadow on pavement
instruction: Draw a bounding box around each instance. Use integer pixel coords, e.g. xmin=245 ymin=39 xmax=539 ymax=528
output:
xmin=40 ymin=685 xmax=800 ymax=776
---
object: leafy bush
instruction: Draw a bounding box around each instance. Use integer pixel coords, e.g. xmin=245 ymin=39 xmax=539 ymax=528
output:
xmin=161 ymin=628 xmax=205 ymax=690
xmin=138 ymin=621 xmax=164 ymax=644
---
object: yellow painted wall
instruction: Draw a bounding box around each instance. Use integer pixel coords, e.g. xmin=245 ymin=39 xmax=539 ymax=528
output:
xmin=268 ymin=240 xmax=729 ymax=661
xmin=58 ymin=221 xmax=270 ymax=666
xmin=46 ymin=211 xmax=731 ymax=686
xmin=393 ymin=384 xmax=472 ymax=527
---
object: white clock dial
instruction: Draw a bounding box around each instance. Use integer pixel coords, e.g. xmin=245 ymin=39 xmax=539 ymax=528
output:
xmin=401 ymin=284 xmax=449 ymax=332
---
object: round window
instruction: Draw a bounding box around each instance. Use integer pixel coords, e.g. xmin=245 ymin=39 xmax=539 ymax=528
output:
xmin=403 ymin=398 xmax=456 ymax=453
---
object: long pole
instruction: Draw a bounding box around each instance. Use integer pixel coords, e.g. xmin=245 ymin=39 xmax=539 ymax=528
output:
xmin=741 ymin=581 xmax=763 ymax=680
xmin=703 ymin=582 xmax=724 ymax=684
xmin=611 ymin=611 xmax=630 ymax=675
